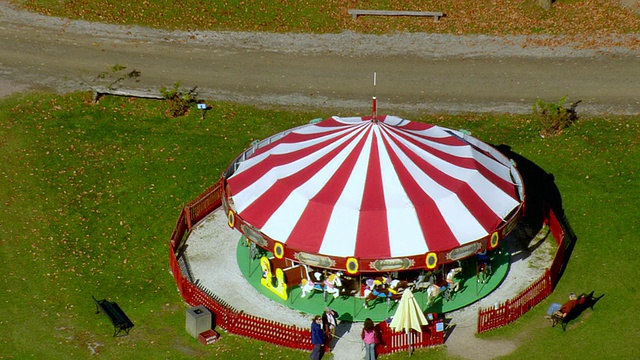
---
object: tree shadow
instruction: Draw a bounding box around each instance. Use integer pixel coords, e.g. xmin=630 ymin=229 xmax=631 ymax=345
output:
xmin=495 ymin=144 xmax=578 ymax=280
xmin=507 ymin=225 xmax=548 ymax=263
xmin=333 ymin=316 xmax=354 ymax=348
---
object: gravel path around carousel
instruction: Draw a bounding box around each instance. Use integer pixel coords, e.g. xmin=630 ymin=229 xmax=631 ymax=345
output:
xmin=186 ymin=209 xmax=554 ymax=360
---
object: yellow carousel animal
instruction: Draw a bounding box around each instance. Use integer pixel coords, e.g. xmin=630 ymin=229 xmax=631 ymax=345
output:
xmin=260 ymin=256 xmax=288 ymax=300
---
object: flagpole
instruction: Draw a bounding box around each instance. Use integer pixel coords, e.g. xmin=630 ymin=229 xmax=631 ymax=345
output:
xmin=372 ymin=72 xmax=377 ymax=122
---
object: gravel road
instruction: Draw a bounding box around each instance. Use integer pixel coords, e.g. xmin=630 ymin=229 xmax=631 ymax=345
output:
xmin=1 ymin=2 xmax=639 ymax=115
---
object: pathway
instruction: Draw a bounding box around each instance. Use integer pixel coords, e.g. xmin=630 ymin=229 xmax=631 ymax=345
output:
xmin=2 ymin=2 xmax=640 ymax=115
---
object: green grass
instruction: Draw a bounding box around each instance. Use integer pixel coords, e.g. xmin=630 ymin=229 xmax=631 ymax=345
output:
xmin=1 ymin=92 xmax=639 ymax=359
xmin=0 ymin=92 xmax=315 ymax=359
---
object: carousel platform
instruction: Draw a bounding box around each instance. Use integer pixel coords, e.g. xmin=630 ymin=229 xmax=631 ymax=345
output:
xmin=236 ymin=238 xmax=510 ymax=323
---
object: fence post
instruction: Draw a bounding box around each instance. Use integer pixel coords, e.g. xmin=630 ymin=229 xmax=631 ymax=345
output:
xmin=185 ymin=206 xmax=192 ymax=230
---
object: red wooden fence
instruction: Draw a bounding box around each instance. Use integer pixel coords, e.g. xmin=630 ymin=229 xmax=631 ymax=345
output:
xmin=477 ymin=270 xmax=552 ymax=333
xmin=376 ymin=319 xmax=445 ymax=355
xmin=170 ymin=178 xmax=572 ymax=347
xmin=168 ymin=188 xmax=315 ymax=350
xmin=168 ymin=179 xmax=315 ymax=350
xmin=477 ymin=205 xmax=575 ymax=333
xmin=184 ymin=182 xmax=223 ymax=230
xmin=168 ymin=178 xmax=446 ymax=352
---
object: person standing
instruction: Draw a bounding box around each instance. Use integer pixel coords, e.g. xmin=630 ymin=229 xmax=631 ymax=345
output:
xmin=322 ymin=307 xmax=339 ymax=351
xmin=310 ymin=315 xmax=325 ymax=360
xmin=361 ymin=318 xmax=378 ymax=360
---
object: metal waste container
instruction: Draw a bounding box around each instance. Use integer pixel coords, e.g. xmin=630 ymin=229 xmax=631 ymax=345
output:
xmin=186 ymin=305 xmax=212 ymax=338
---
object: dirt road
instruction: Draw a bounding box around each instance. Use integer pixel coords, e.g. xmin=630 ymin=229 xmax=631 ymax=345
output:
xmin=1 ymin=3 xmax=639 ymax=115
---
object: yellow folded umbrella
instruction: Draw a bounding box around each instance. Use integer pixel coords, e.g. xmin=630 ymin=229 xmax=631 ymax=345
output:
xmin=389 ymin=288 xmax=429 ymax=355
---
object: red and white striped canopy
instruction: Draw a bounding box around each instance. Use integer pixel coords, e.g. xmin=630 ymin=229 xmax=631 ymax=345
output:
xmin=226 ymin=115 xmax=523 ymax=263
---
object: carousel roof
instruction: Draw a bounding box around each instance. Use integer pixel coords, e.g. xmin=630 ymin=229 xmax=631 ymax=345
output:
xmin=225 ymin=115 xmax=523 ymax=265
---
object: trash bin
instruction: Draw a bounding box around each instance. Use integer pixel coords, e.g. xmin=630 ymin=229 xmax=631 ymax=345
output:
xmin=186 ymin=305 xmax=212 ymax=338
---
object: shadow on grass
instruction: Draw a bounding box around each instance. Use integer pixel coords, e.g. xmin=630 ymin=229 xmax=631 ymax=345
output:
xmin=495 ymin=144 xmax=578 ymax=283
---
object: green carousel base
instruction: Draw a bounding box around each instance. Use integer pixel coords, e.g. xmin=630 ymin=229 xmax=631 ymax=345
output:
xmin=236 ymin=239 xmax=509 ymax=323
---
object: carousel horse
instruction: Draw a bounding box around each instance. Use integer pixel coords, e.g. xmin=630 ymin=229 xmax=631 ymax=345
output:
xmin=425 ymin=283 xmax=442 ymax=306
xmin=413 ymin=272 xmax=437 ymax=290
xmin=446 ymin=267 xmax=463 ymax=292
xmin=362 ymin=278 xmax=410 ymax=308
xmin=300 ymin=271 xmax=343 ymax=299
xmin=387 ymin=278 xmax=415 ymax=293
xmin=369 ymin=275 xmax=415 ymax=293
xmin=425 ymin=267 xmax=463 ymax=305
xmin=363 ymin=285 xmax=403 ymax=308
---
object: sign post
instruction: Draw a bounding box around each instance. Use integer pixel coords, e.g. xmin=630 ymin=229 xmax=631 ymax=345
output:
xmin=197 ymin=103 xmax=207 ymax=119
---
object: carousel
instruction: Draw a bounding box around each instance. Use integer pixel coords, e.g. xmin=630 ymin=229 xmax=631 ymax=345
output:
xmin=221 ymin=110 xmax=525 ymax=319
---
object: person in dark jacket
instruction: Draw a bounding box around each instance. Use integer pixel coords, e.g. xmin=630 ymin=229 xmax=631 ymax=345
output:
xmin=321 ymin=307 xmax=339 ymax=351
xmin=310 ymin=315 xmax=325 ymax=360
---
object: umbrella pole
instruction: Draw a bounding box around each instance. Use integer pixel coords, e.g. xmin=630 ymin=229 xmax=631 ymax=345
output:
xmin=408 ymin=331 xmax=412 ymax=356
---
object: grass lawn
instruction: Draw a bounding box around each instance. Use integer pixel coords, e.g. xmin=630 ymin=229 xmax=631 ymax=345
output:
xmin=1 ymin=91 xmax=638 ymax=359
xmin=0 ymin=92 xmax=315 ymax=359
xmin=3 ymin=1 xmax=640 ymax=358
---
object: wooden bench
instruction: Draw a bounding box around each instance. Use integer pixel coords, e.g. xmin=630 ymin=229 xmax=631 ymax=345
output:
xmin=550 ymin=292 xmax=600 ymax=331
xmin=348 ymin=9 xmax=444 ymax=22
xmin=92 ymin=296 xmax=134 ymax=337
xmin=92 ymin=86 xmax=164 ymax=103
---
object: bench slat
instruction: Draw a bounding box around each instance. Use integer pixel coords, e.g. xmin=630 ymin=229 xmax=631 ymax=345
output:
xmin=92 ymin=86 xmax=165 ymax=103
xmin=348 ymin=9 xmax=443 ymax=21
